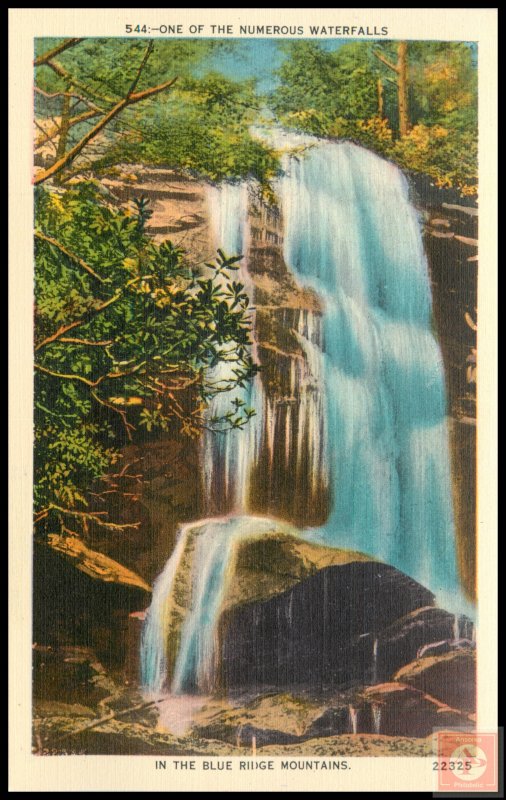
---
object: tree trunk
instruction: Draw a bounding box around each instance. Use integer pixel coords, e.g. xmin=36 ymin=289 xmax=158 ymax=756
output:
xmin=377 ymin=78 xmax=384 ymax=118
xmin=54 ymin=90 xmax=71 ymax=184
xmin=371 ymin=42 xmax=410 ymax=136
xmin=397 ymin=41 xmax=409 ymax=137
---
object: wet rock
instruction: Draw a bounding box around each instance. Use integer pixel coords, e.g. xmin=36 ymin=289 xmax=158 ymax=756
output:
xmin=364 ymin=683 xmax=471 ymax=738
xmin=192 ymin=693 xmax=323 ymax=747
xmin=393 ymin=648 xmax=476 ymax=713
xmin=304 ymin=706 xmax=351 ymax=738
xmin=220 ymin=562 xmax=435 ymax=691
xmin=374 ymin=606 xmax=474 ymax=682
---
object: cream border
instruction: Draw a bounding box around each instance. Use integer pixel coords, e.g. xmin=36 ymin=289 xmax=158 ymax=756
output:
xmin=9 ymin=8 xmax=498 ymax=792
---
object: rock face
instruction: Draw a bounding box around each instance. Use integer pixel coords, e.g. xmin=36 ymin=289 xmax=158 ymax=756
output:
xmin=33 ymin=544 xmax=150 ymax=670
xmin=33 ymin=645 xmax=118 ymax=707
xmin=102 ymin=167 xmax=214 ymax=260
xmin=46 ymin=535 xmax=151 ymax=592
xmin=224 ymin=531 xmax=374 ymax=611
xmin=219 ymin=561 xmax=436 ymax=691
xmin=409 ymin=174 xmax=477 ymax=600
xmin=374 ymin=606 xmax=473 ymax=683
xmin=394 ymin=648 xmax=476 ymax=713
xmin=190 ymin=683 xmax=473 ymax=749
xmin=363 ymin=683 xmax=470 ymax=738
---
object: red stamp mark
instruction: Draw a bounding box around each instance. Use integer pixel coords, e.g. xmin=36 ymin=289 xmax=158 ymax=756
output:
xmin=435 ymin=731 xmax=498 ymax=792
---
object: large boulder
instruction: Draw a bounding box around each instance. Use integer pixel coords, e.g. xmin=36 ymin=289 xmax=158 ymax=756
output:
xmin=193 ymin=693 xmax=324 ymax=748
xmin=219 ymin=558 xmax=435 ymax=691
xmin=153 ymin=520 xmax=378 ymax=684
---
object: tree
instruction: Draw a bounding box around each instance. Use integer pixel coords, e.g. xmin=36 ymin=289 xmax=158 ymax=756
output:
xmin=33 ymin=38 xmax=261 ymax=542
xmin=372 ymin=41 xmax=410 ymax=137
xmin=34 ymin=38 xmax=278 ymax=185
xmin=267 ymin=40 xmax=477 ymax=193
xmin=34 ymin=39 xmax=178 ymax=185
xmin=34 ymin=184 xmax=258 ymax=540
xmin=270 ymin=41 xmax=378 ymax=133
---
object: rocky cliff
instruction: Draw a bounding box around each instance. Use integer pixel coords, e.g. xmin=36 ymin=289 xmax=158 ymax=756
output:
xmin=95 ymin=164 xmax=477 ymax=597
xmin=409 ymin=174 xmax=477 ymax=600
xmin=33 ymin=161 xmax=478 ymax=729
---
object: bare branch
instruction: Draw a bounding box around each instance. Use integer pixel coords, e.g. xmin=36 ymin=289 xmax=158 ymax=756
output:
xmin=128 ymin=76 xmax=178 ymax=104
xmin=35 ymin=363 xmax=102 ymax=387
xmin=126 ymin=40 xmax=154 ymax=99
xmin=35 ymin=295 xmax=121 ymax=351
xmin=35 ymin=86 xmax=103 ymax=113
xmin=34 ymin=119 xmax=58 ymax=153
xmin=35 ymin=361 xmax=146 ymax=388
xmin=36 ymin=503 xmax=141 ymax=530
xmin=372 ymin=49 xmax=399 ymax=74
xmin=59 ymin=337 xmax=113 ymax=346
xmin=149 ymin=373 xmax=201 ymax=392
xmin=50 ymin=697 xmax=168 ymax=744
xmin=44 ymin=59 xmax=118 ymax=105
xmin=35 ymin=109 xmax=103 ymax=147
xmin=35 ymin=276 xmax=140 ymax=351
xmin=91 ymin=391 xmax=135 ymax=441
xmin=34 ymin=76 xmax=178 ymax=185
xmin=34 ymin=38 xmax=83 ymax=67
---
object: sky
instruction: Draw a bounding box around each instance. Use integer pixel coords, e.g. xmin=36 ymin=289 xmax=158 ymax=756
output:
xmin=198 ymin=38 xmax=478 ymax=93
xmin=200 ymin=39 xmax=347 ymax=93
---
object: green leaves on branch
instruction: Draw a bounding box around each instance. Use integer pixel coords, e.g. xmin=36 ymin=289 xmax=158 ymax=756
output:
xmin=34 ymin=182 xmax=258 ymax=530
xmin=269 ymin=40 xmax=477 ymax=195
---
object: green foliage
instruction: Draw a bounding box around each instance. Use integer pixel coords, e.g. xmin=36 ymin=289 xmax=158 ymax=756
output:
xmin=93 ymin=94 xmax=278 ymax=183
xmin=34 ymin=182 xmax=258 ymax=530
xmin=270 ymin=41 xmax=478 ymax=195
xmin=35 ymin=39 xmax=279 ymax=185
xmin=271 ymin=42 xmax=378 ymax=124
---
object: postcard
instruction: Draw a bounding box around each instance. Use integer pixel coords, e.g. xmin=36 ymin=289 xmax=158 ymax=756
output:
xmin=9 ymin=7 xmax=498 ymax=793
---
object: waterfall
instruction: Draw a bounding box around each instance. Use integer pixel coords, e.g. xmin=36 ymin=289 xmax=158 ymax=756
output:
xmin=348 ymin=705 xmax=359 ymax=734
xmin=141 ymin=131 xmax=472 ymax=698
xmin=140 ymin=525 xmax=193 ymax=694
xmin=372 ymin=704 xmax=382 ymax=735
xmin=293 ymin=309 xmax=328 ymax=499
xmin=142 ymin=516 xmax=294 ymax=694
xmin=203 ymin=183 xmax=265 ymax=514
xmin=261 ymin=307 xmax=328 ymax=517
xmin=372 ymin=637 xmax=378 ymax=685
xmin=269 ymin=130 xmax=460 ymax=600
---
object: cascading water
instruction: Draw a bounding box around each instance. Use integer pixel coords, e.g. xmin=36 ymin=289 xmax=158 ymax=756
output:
xmin=140 ymin=524 xmax=193 ymax=694
xmin=271 ymin=130 xmax=460 ymax=603
xmin=142 ymin=131 xmax=473 ymax=698
xmin=348 ymin=705 xmax=359 ymax=734
xmin=203 ymin=183 xmax=264 ymax=513
xmin=372 ymin=638 xmax=379 ymax=685
xmin=293 ymin=309 xmax=328 ymax=497
xmin=141 ymin=516 xmax=294 ymax=694
xmin=263 ymin=307 xmax=329 ymax=512
xmin=372 ymin=704 xmax=382 ymax=735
